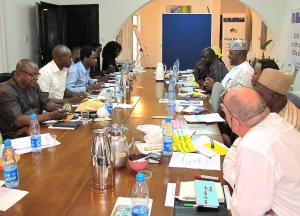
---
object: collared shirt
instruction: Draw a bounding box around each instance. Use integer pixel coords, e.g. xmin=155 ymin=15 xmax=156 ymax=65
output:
xmin=278 ymin=100 xmax=300 ymax=132
xmin=221 ymin=61 xmax=254 ymax=89
xmin=223 ymin=113 xmax=300 ymax=216
xmin=0 ymin=78 xmax=48 ymax=133
xmin=38 ymin=60 xmax=68 ymax=99
xmin=66 ymin=61 xmax=96 ymax=93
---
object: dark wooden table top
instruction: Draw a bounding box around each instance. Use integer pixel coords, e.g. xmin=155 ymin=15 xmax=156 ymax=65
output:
xmin=0 ymin=71 xmax=225 ymax=216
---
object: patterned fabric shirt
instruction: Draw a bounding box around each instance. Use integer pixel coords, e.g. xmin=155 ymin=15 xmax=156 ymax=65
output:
xmin=278 ymin=100 xmax=300 ymax=132
xmin=0 ymin=78 xmax=48 ymax=133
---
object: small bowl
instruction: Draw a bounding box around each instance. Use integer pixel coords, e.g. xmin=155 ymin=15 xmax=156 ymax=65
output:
xmin=128 ymin=154 xmax=149 ymax=172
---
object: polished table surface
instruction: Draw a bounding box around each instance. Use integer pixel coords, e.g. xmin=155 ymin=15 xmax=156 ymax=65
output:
xmin=0 ymin=71 xmax=225 ymax=216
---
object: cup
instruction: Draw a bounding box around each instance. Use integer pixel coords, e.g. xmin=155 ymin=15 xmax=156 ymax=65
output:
xmin=81 ymin=111 xmax=89 ymax=125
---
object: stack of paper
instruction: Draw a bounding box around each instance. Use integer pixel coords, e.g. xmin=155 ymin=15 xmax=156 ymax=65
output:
xmin=195 ymin=180 xmax=219 ymax=208
xmin=183 ymin=114 xmax=225 ymax=123
xmin=11 ymin=133 xmax=61 ymax=154
xmin=111 ymin=197 xmax=153 ymax=216
xmin=192 ymin=136 xmax=228 ymax=157
xmin=176 ymin=100 xmax=203 ymax=106
xmin=0 ymin=187 xmax=29 ymax=211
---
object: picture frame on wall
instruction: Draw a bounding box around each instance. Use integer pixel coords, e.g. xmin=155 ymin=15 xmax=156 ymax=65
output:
xmin=166 ymin=5 xmax=191 ymax=13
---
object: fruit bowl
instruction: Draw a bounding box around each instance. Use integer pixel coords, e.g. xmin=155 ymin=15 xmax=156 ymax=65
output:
xmin=128 ymin=154 xmax=149 ymax=172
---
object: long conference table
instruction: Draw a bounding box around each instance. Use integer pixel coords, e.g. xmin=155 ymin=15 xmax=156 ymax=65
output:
xmin=0 ymin=71 xmax=226 ymax=216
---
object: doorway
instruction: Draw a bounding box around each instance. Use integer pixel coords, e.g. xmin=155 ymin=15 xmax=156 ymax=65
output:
xmin=36 ymin=1 xmax=99 ymax=67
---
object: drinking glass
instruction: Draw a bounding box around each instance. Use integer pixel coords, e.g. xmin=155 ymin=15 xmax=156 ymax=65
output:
xmin=81 ymin=111 xmax=89 ymax=125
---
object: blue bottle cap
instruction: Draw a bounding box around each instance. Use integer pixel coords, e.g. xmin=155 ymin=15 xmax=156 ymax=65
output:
xmin=165 ymin=117 xmax=171 ymax=123
xmin=4 ymin=139 xmax=11 ymax=147
xmin=31 ymin=113 xmax=37 ymax=120
xmin=136 ymin=173 xmax=145 ymax=182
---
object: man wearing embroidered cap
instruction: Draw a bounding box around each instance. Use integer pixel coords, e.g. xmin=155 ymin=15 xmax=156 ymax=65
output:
xmin=255 ymin=68 xmax=300 ymax=131
xmin=205 ymin=39 xmax=254 ymax=90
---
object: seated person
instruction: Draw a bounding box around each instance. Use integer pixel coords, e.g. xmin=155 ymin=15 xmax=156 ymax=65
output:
xmin=102 ymin=41 xmax=122 ymax=73
xmin=204 ymin=39 xmax=253 ymax=90
xmin=89 ymin=41 xmax=102 ymax=78
xmin=194 ymin=47 xmax=228 ymax=87
xmin=66 ymin=46 xmax=101 ymax=93
xmin=222 ymin=87 xmax=300 ymax=215
xmin=251 ymin=58 xmax=279 ymax=86
xmin=255 ymin=68 xmax=300 ymax=131
xmin=0 ymin=59 xmax=66 ymax=133
xmin=38 ymin=45 xmax=73 ymax=101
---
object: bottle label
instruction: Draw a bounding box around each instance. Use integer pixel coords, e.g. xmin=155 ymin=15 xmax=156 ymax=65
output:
xmin=4 ymin=165 xmax=19 ymax=182
xmin=132 ymin=205 xmax=149 ymax=216
xmin=105 ymin=103 xmax=113 ymax=116
xmin=163 ymin=139 xmax=173 ymax=153
xmin=31 ymin=135 xmax=41 ymax=148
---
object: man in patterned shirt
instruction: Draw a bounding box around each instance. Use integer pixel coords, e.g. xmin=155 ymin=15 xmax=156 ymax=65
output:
xmin=255 ymin=68 xmax=300 ymax=131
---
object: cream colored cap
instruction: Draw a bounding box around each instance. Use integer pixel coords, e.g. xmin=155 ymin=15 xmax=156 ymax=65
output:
xmin=258 ymin=68 xmax=294 ymax=95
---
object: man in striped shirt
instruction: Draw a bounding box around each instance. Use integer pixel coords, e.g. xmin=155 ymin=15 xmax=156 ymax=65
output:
xmin=255 ymin=68 xmax=300 ymax=131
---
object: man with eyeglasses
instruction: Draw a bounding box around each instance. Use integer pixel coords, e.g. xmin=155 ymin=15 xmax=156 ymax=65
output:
xmin=222 ymin=87 xmax=300 ymax=215
xmin=66 ymin=45 xmax=101 ymax=93
xmin=0 ymin=59 xmax=67 ymax=133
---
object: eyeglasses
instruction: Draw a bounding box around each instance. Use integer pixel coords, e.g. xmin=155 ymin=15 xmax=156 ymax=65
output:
xmin=21 ymin=70 xmax=41 ymax=78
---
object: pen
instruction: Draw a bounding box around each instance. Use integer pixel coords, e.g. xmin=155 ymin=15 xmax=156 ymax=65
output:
xmin=183 ymin=203 xmax=197 ymax=207
xmin=210 ymin=138 xmax=215 ymax=149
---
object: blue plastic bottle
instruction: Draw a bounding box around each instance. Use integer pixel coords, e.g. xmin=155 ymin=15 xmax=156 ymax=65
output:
xmin=105 ymin=89 xmax=113 ymax=117
xmin=131 ymin=173 xmax=149 ymax=216
xmin=168 ymin=80 xmax=176 ymax=119
xmin=2 ymin=140 xmax=19 ymax=188
xmin=30 ymin=114 xmax=41 ymax=152
xmin=162 ymin=117 xmax=173 ymax=156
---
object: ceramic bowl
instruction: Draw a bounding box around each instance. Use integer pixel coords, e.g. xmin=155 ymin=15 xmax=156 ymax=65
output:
xmin=128 ymin=154 xmax=149 ymax=172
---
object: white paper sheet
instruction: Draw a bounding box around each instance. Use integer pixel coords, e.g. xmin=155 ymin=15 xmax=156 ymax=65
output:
xmin=165 ymin=183 xmax=176 ymax=207
xmin=183 ymin=113 xmax=225 ymax=123
xmin=223 ymin=185 xmax=232 ymax=210
xmin=0 ymin=187 xmax=29 ymax=211
xmin=169 ymin=152 xmax=220 ymax=170
xmin=192 ymin=136 xmax=227 ymax=158
xmin=111 ymin=197 xmax=153 ymax=215
xmin=11 ymin=133 xmax=61 ymax=154
xmin=176 ymin=100 xmax=203 ymax=106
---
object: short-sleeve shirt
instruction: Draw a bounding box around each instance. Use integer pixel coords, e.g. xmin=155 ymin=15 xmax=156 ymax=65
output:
xmin=0 ymin=78 xmax=48 ymax=133
xmin=38 ymin=60 xmax=68 ymax=99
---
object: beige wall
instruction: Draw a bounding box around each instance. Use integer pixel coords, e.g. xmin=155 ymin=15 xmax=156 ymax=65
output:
xmin=136 ymin=0 xmax=214 ymax=67
xmin=133 ymin=0 xmax=277 ymax=68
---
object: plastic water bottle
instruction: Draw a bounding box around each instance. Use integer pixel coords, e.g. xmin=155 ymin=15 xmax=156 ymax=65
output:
xmin=114 ymin=76 xmax=122 ymax=103
xmin=168 ymin=80 xmax=176 ymax=119
xmin=132 ymin=173 xmax=149 ymax=216
xmin=162 ymin=117 xmax=173 ymax=156
xmin=105 ymin=89 xmax=113 ymax=117
xmin=30 ymin=113 xmax=41 ymax=152
xmin=2 ymin=140 xmax=19 ymax=188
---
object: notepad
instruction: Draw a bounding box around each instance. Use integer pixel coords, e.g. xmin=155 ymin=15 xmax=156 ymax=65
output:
xmin=183 ymin=114 xmax=225 ymax=123
xmin=195 ymin=180 xmax=219 ymax=208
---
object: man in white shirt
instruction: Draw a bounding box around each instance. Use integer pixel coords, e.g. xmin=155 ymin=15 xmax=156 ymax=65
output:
xmin=38 ymin=45 xmax=72 ymax=100
xmin=205 ymin=39 xmax=254 ymax=90
xmin=222 ymin=87 xmax=300 ymax=215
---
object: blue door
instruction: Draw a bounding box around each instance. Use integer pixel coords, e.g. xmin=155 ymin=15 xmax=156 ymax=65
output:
xmin=162 ymin=14 xmax=212 ymax=70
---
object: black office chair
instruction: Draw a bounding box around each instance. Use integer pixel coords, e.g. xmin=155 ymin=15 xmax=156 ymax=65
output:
xmin=0 ymin=73 xmax=12 ymax=83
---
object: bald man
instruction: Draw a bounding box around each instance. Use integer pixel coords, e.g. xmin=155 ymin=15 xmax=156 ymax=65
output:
xmin=0 ymin=59 xmax=67 ymax=133
xmin=38 ymin=44 xmax=72 ymax=100
xmin=222 ymin=87 xmax=300 ymax=215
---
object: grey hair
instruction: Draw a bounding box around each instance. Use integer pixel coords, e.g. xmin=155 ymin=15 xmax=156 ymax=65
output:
xmin=52 ymin=45 xmax=70 ymax=58
xmin=15 ymin=59 xmax=38 ymax=71
xmin=227 ymin=91 xmax=267 ymax=125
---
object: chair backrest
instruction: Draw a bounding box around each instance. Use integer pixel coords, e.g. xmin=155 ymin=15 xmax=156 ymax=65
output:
xmin=0 ymin=73 xmax=12 ymax=83
xmin=209 ymin=82 xmax=225 ymax=113
xmin=288 ymin=92 xmax=300 ymax=109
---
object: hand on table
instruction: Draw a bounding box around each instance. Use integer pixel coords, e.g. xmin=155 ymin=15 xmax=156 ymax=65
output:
xmin=86 ymin=83 xmax=102 ymax=91
xmin=49 ymin=110 xmax=67 ymax=120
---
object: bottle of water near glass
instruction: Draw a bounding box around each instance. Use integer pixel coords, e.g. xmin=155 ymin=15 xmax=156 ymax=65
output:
xmin=30 ymin=114 xmax=42 ymax=152
xmin=131 ymin=173 xmax=149 ymax=216
xmin=105 ymin=88 xmax=113 ymax=117
xmin=162 ymin=117 xmax=173 ymax=156
xmin=114 ymin=75 xmax=122 ymax=103
xmin=2 ymin=140 xmax=19 ymax=188
xmin=168 ymin=79 xmax=176 ymax=119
